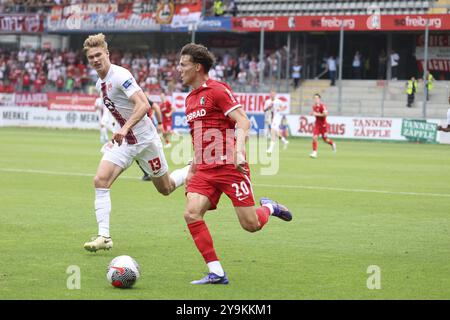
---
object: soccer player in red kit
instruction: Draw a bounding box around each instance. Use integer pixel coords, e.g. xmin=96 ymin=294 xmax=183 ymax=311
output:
xmin=159 ymin=92 xmax=175 ymax=148
xmin=310 ymin=93 xmax=336 ymax=158
xmin=178 ymin=43 xmax=292 ymax=285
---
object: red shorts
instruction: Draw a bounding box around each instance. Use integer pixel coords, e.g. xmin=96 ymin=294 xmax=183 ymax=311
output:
xmin=186 ymin=164 xmax=255 ymax=210
xmin=313 ymin=123 xmax=328 ymax=136
xmin=162 ymin=121 xmax=172 ymax=133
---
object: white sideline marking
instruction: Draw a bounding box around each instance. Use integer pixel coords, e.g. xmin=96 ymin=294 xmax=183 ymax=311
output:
xmin=1 ymin=167 xmax=449 ymax=198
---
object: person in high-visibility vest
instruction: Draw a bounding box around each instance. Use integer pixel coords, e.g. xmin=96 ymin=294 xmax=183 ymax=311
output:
xmin=406 ymin=76 xmax=418 ymax=108
xmin=214 ymin=0 xmax=224 ymax=16
xmin=425 ymin=71 xmax=434 ymax=101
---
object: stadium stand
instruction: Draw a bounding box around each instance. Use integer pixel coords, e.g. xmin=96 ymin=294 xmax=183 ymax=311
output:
xmin=292 ymin=79 xmax=450 ymax=118
xmin=227 ymin=0 xmax=444 ymax=16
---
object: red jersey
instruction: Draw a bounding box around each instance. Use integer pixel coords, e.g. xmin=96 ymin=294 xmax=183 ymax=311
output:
xmin=160 ymin=100 xmax=173 ymax=123
xmin=185 ymin=79 xmax=241 ymax=170
xmin=313 ymin=103 xmax=328 ymax=126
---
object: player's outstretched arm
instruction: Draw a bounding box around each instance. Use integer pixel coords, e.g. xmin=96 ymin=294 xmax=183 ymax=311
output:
xmin=112 ymin=90 xmax=150 ymax=145
xmin=312 ymin=111 xmax=327 ymax=117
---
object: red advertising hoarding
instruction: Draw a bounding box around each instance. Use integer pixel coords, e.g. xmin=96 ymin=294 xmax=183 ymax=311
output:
xmin=231 ymin=14 xmax=450 ymax=32
xmin=11 ymin=92 xmax=97 ymax=111
xmin=0 ymin=14 xmax=43 ymax=33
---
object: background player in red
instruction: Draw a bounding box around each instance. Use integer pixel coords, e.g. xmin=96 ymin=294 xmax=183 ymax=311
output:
xmin=309 ymin=93 xmax=336 ymax=158
xmin=178 ymin=43 xmax=292 ymax=285
xmin=159 ymin=92 xmax=175 ymax=148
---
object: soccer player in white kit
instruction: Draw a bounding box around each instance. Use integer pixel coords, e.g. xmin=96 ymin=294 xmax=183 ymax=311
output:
xmin=83 ymin=33 xmax=189 ymax=252
xmin=264 ymin=90 xmax=289 ymax=154
xmin=95 ymin=96 xmax=117 ymax=144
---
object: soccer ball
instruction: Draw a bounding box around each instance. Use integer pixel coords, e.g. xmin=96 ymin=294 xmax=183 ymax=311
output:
xmin=106 ymin=255 xmax=140 ymax=288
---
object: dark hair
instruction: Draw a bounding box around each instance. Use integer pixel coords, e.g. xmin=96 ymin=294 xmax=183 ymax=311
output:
xmin=314 ymin=93 xmax=321 ymax=98
xmin=180 ymin=43 xmax=215 ymax=73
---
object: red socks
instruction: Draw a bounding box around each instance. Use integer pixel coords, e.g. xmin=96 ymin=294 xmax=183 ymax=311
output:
xmin=256 ymin=206 xmax=270 ymax=229
xmin=312 ymin=140 xmax=318 ymax=151
xmin=187 ymin=220 xmax=218 ymax=263
xmin=188 ymin=208 xmax=271 ymax=263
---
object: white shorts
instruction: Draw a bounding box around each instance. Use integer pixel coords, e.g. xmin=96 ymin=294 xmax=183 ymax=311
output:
xmin=102 ymin=131 xmax=168 ymax=178
xmin=271 ymin=117 xmax=282 ymax=132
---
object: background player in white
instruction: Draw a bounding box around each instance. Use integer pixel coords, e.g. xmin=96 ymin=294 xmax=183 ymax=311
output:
xmin=95 ymin=95 xmax=118 ymax=145
xmin=263 ymin=98 xmax=272 ymax=140
xmin=264 ymin=90 xmax=289 ymax=154
xmin=95 ymin=96 xmax=108 ymax=144
xmin=82 ymin=33 xmax=189 ymax=252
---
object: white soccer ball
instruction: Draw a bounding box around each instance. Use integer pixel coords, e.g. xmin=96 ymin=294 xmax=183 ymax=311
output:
xmin=106 ymin=255 xmax=140 ymax=288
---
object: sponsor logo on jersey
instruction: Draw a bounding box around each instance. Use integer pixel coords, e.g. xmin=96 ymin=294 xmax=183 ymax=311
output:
xmin=186 ymin=108 xmax=206 ymax=122
xmin=122 ymin=78 xmax=133 ymax=89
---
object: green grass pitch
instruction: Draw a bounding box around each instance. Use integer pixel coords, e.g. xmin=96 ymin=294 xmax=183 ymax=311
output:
xmin=0 ymin=127 xmax=449 ymax=300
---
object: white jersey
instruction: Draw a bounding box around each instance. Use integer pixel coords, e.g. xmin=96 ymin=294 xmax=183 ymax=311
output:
xmin=96 ymin=64 xmax=155 ymax=144
xmin=447 ymin=108 xmax=450 ymax=125
xmin=264 ymin=97 xmax=285 ymax=128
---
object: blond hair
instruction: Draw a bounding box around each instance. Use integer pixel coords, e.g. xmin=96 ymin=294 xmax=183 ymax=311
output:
xmin=83 ymin=33 xmax=108 ymax=54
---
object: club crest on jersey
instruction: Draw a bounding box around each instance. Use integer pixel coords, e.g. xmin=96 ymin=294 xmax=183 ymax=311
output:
xmin=200 ymin=96 xmax=205 ymax=106
xmin=122 ymin=78 xmax=133 ymax=89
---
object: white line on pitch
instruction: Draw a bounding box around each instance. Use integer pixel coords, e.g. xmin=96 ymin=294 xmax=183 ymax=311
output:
xmin=1 ymin=167 xmax=449 ymax=198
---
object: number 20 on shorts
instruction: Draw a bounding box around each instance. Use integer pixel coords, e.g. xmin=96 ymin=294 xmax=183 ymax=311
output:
xmin=231 ymin=181 xmax=250 ymax=198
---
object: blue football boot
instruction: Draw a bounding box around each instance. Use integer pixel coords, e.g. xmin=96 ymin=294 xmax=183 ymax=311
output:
xmin=190 ymin=272 xmax=229 ymax=285
xmin=260 ymin=197 xmax=292 ymax=222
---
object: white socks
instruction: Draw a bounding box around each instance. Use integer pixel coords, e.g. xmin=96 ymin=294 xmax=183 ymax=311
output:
xmin=262 ymin=203 xmax=275 ymax=214
xmin=100 ymin=127 xmax=108 ymax=143
xmin=267 ymin=141 xmax=275 ymax=153
xmin=170 ymin=165 xmax=190 ymax=188
xmin=95 ymin=188 xmax=111 ymax=238
xmin=207 ymin=261 xmax=225 ymax=277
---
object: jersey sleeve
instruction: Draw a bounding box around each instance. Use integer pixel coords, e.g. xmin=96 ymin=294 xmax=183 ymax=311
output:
xmin=214 ymin=87 xmax=241 ymax=116
xmin=116 ymin=69 xmax=141 ymax=99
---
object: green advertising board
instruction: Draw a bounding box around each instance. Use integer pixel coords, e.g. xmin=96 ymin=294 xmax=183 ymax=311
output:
xmin=401 ymin=119 xmax=437 ymax=143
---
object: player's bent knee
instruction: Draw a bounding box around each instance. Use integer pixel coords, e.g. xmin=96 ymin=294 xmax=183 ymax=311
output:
xmin=184 ymin=210 xmax=202 ymax=224
xmin=156 ymin=185 xmax=172 ymax=196
xmin=93 ymin=175 xmax=109 ymax=189
xmin=242 ymin=224 xmax=260 ymax=233
xmin=240 ymin=221 xmax=260 ymax=233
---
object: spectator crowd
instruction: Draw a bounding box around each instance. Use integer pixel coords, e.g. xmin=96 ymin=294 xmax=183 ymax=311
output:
xmin=0 ymin=45 xmax=299 ymax=94
xmin=0 ymin=0 xmax=200 ymax=14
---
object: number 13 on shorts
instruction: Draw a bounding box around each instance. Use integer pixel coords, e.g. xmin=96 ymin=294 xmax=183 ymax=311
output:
xmin=148 ymin=157 xmax=161 ymax=174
